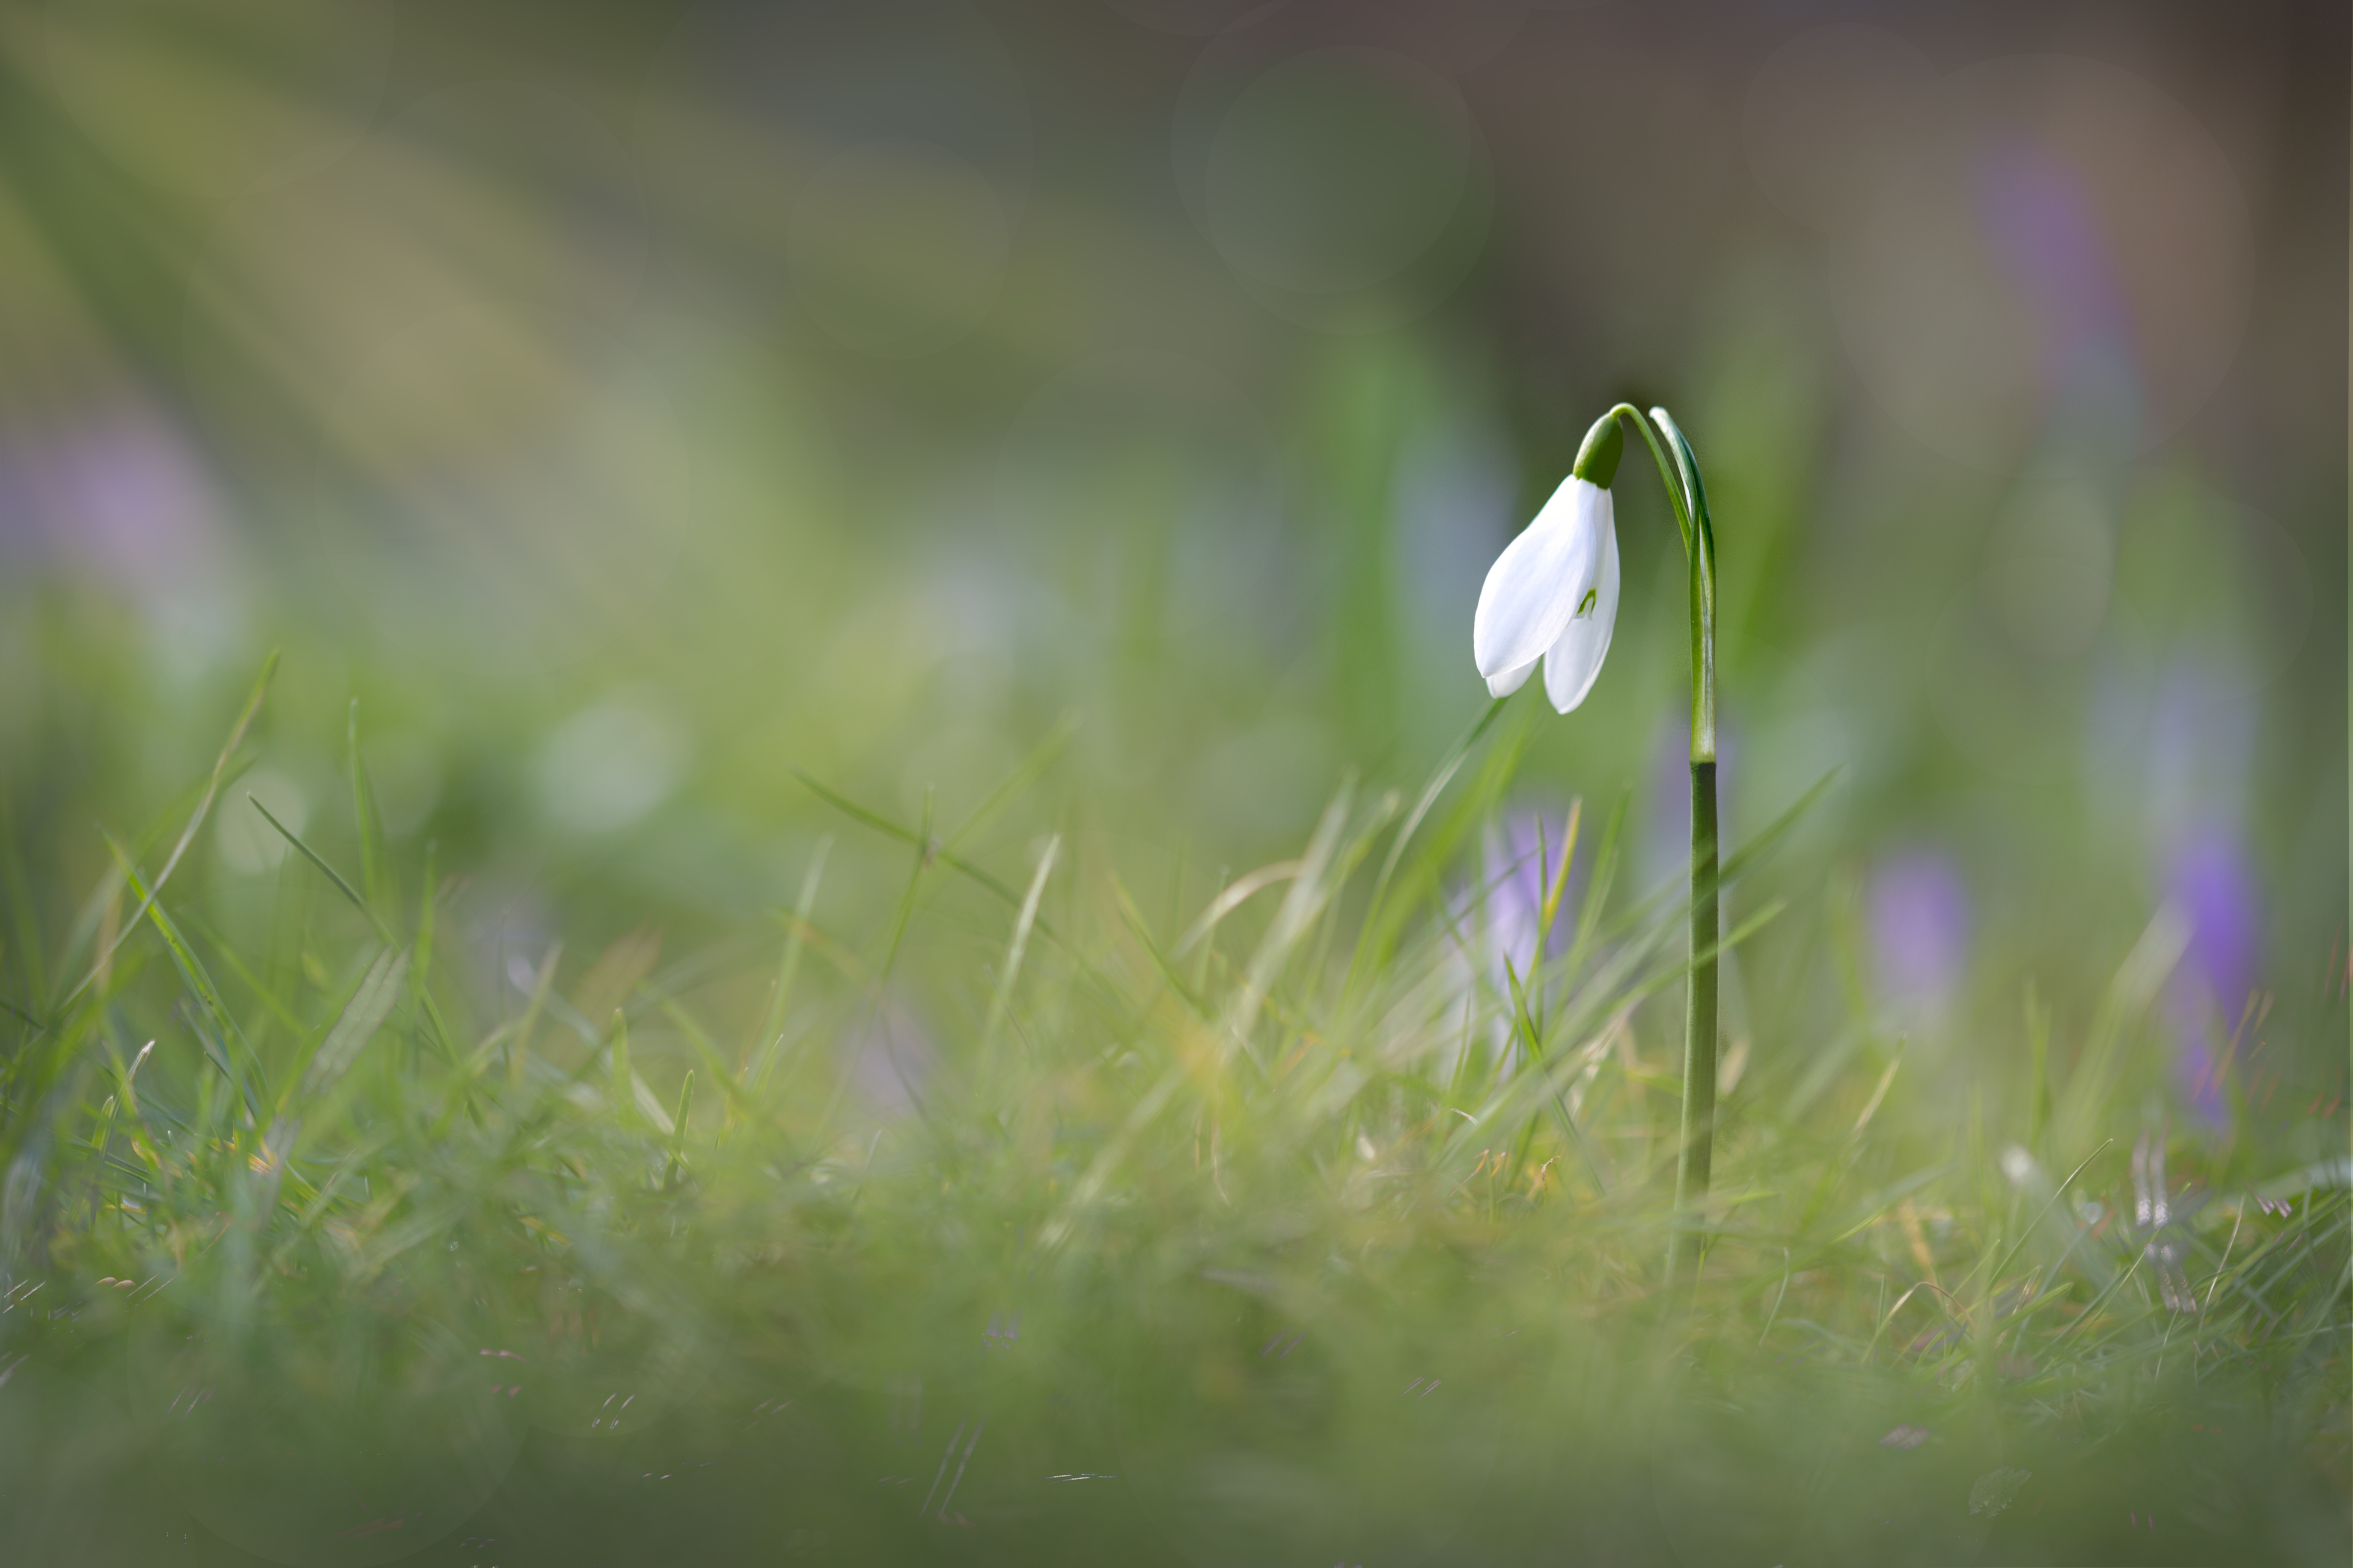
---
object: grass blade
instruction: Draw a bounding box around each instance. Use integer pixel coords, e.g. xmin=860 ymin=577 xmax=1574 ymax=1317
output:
xmin=983 ymin=834 xmax=1060 ymax=1052
xmin=749 ymin=837 xmax=832 ymax=1094
xmin=248 ymin=794 xmax=386 ymax=940
xmin=62 ymin=651 xmax=278 ymax=1014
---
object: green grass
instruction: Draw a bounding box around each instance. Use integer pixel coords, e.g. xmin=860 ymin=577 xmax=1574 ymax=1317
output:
xmin=0 ymin=665 xmax=2345 ymax=1568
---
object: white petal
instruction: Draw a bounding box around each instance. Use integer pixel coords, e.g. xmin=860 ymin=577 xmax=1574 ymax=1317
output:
xmin=1486 ymin=658 xmax=1538 ymax=698
xmin=1541 ymin=491 xmax=1620 ymax=715
xmin=1471 ymin=477 xmax=1603 ymax=679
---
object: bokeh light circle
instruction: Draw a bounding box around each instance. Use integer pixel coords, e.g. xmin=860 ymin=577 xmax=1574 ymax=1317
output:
xmin=1205 ymin=47 xmax=1470 ymax=295
xmin=788 ymin=139 xmax=1011 ymax=357
xmin=2106 ymin=478 xmax=2314 ymax=698
xmin=1981 ymin=468 xmax=2115 ymax=662
xmin=214 ymin=765 xmax=309 ymax=874
xmin=1934 ymin=464 xmax=2311 ymax=791
xmin=1735 ymin=638 xmax=1865 ymax=864
xmin=1178 ymin=41 xmax=1490 ymax=329
xmin=536 ymin=695 xmax=691 ymax=836
xmin=1928 ymin=569 xmax=2106 ymax=790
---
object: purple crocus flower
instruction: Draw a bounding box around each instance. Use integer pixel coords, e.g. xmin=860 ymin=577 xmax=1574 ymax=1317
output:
xmin=1973 ymin=139 xmax=2142 ymax=451
xmin=1976 ymin=143 xmax=2128 ymax=380
xmin=1480 ymin=810 xmax=1577 ymax=984
xmin=1867 ymin=849 xmax=1971 ymax=1019
xmin=2168 ymin=828 xmax=2259 ymax=1019
xmin=1437 ymin=809 xmax=1576 ymax=1083
xmin=2142 ymin=660 xmax=2253 ymax=852
xmin=1 ymin=406 xmax=232 ymax=605
xmin=2163 ymin=824 xmax=2259 ymax=1124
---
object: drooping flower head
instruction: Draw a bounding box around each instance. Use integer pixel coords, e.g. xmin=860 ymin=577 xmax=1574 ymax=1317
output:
xmin=1471 ymin=416 xmax=1624 ymax=713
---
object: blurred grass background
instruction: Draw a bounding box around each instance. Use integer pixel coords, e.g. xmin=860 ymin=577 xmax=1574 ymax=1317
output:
xmin=0 ymin=0 xmax=2345 ymax=1563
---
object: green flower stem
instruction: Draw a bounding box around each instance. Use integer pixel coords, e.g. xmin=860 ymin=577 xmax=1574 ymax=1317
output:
xmin=1588 ymin=402 xmax=1719 ymax=1293
xmin=1673 ymin=759 xmax=1719 ymax=1290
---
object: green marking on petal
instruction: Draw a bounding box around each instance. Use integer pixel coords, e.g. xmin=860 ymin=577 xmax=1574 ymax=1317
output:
xmin=1577 ymin=588 xmax=1597 ymax=617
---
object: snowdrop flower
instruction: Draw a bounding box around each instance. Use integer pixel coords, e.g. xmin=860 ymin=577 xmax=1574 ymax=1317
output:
xmin=1471 ymin=470 xmax=1621 ymax=713
xmin=1470 ymin=402 xmax=1725 ymax=1292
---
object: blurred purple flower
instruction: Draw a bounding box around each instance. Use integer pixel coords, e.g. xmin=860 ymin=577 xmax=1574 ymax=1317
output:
xmin=2137 ymin=659 xmax=2252 ymax=846
xmin=2168 ymin=828 xmax=2259 ymax=1015
xmin=1480 ymin=810 xmax=1576 ymax=983
xmin=1975 ymin=141 xmax=2137 ymax=425
xmin=848 ymin=1001 xmax=939 ymax=1118
xmin=1867 ymin=849 xmax=1970 ymax=1013
xmin=1437 ymin=809 xmax=1576 ymax=1082
xmin=2163 ymin=824 xmax=2259 ymax=1124
xmin=0 ymin=406 xmax=231 ymax=605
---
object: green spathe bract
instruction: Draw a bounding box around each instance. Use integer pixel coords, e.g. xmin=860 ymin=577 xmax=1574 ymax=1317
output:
xmin=1570 ymin=409 xmax=1624 ymax=487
